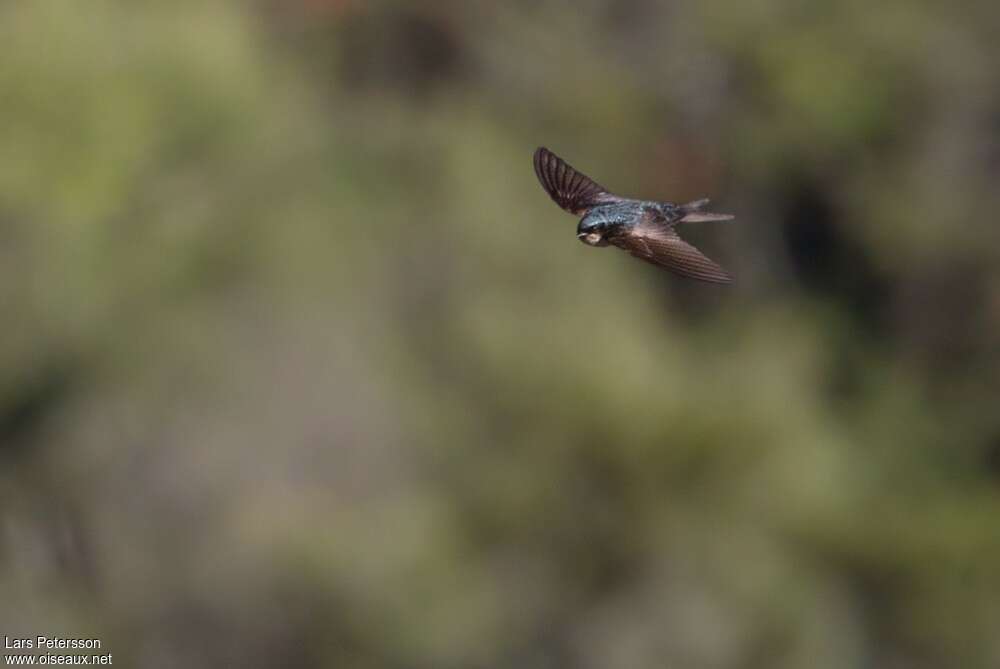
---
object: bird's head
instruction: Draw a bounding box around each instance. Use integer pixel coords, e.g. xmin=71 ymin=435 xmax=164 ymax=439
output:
xmin=577 ymin=218 xmax=609 ymax=247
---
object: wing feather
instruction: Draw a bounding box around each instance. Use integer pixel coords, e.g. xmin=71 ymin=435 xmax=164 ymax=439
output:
xmin=610 ymin=221 xmax=733 ymax=284
xmin=533 ymin=147 xmax=616 ymax=214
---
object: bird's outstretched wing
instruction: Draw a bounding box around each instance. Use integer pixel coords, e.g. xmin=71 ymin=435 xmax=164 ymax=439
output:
xmin=609 ymin=218 xmax=733 ymax=284
xmin=533 ymin=147 xmax=617 ymax=214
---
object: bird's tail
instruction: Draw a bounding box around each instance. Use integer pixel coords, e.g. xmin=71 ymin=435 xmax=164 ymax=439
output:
xmin=679 ymin=198 xmax=734 ymax=223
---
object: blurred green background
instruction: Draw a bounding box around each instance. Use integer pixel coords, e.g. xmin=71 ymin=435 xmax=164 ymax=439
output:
xmin=3 ymin=1 xmax=1000 ymax=667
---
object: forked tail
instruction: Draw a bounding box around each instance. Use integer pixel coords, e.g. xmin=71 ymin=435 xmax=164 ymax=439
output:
xmin=679 ymin=198 xmax=734 ymax=223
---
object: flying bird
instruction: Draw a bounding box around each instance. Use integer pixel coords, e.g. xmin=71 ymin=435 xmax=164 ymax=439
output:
xmin=533 ymin=146 xmax=734 ymax=283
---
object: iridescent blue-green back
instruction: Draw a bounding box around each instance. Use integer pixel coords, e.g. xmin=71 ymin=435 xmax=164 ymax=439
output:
xmin=578 ymin=200 xmax=680 ymax=233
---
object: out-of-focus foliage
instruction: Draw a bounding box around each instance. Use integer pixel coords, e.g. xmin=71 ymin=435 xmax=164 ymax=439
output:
xmin=2 ymin=1 xmax=1000 ymax=667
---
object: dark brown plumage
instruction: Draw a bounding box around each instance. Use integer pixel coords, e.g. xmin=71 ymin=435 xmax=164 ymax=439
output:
xmin=533 ymin=147 xmax=615 ymax=215
xmin=612 ymin=213 xmax=732 ymax=283
xmin=533 ymin=147 xmax=734 ymax=284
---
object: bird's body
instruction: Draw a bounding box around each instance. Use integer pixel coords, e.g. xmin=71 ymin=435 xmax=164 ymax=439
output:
xmin=533 ymin=147 xmax=734 ymax=284
xmin=577 ymin=200 xmax=680 ymax=246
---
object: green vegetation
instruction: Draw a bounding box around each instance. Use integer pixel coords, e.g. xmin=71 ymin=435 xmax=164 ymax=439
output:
xmin=2 ymin=2 xmax=999 ymax=667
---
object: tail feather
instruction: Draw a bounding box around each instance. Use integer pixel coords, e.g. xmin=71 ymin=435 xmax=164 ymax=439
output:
xmin=679 ymin=198 xmax=733 ymax=223
xmin=682 ymin=198 xmax=711 ymax=210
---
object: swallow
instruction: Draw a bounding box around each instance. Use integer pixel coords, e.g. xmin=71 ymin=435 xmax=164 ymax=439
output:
xmin=533 ymin=147 xmax=734 ymax=283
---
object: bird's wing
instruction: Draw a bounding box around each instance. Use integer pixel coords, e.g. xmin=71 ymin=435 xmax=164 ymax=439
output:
xmin=609 ymin=218 xmax=733 ymax=284
xmin=533 ymin=147 xmax=617 ymax=214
